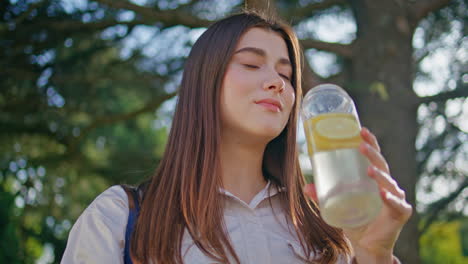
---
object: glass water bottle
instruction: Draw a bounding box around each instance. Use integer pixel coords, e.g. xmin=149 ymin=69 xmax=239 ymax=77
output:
xmin=301 ymin=84 xmax=382 ymax=228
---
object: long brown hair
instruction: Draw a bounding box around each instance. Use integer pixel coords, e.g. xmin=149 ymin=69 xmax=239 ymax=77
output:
xmin=130 ymin=11 xmax=350 ymax=264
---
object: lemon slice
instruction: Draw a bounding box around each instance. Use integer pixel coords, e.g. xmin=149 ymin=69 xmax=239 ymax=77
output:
xmin=315 ymin=115 xmax=360 ymax=139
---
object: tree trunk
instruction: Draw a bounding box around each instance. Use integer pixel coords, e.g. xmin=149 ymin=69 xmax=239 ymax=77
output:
xmin=347 ymin=1 xmax=420 ymax=263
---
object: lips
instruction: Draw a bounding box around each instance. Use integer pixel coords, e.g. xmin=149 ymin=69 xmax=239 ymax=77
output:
xmin=255 ymin=98 xmax=283 ymax=112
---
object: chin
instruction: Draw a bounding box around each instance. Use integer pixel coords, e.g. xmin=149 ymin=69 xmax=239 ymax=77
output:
xmin=253 ymin=125 xmax=284 ymax=140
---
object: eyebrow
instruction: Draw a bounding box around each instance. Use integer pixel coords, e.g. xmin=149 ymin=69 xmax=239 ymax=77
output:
xmin=234 ymin=47 xmax=291 ymax=66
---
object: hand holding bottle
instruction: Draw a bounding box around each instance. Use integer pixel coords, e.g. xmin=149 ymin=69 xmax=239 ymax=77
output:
xmin=301 ymin=84 xmax=412 ymax=263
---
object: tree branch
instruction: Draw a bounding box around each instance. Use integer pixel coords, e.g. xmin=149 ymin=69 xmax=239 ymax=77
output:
xmin=3 ymin=67 xmax=39 ymax=80
xmin=0 ymin=121 xmax=68 ymax=146
xmin=68 ymin=92 xmax=178 ymax=153
xmin=93 ymin=0 xmax=211 ymax=28
xmin=302 ymin=58 xmax=348 ymax=93
xmin=245 ymin=0 xmax=278 ymax=17
xmin=0 ymin=1 xmax=46 ymax=33
xmin=323 ymin=71 xmax=347 ymax=87
xmin=38 ymin=19 xmax=143 ymax=32
xmin=13 ymin=0 xmax=46 ymax=25
xmin=410 ymin=0 xmax=453 ymax=25
xmin=414 ymin=48 xmax=432 ymax=65
xmin=418 ymin=87 xmax=468 ymax=105
xmin=301 ymin=39 xmax=354 ymax=58
xmin=50 ymin=71 xmax=167 ymax=91
xmin=420 ymin=177 xmax=468 ymax=235
xmin=302 ymin=40 xmax=351 ymax=92
xmin=282 ymin=0 xmax=347 ymax=19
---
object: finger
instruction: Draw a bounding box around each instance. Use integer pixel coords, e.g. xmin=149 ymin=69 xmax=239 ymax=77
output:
xmin=360 ymin=142 xmax=390 ymax=173
xmin=303 ymin=183 xmax=318 ymax=202
xmin=369 ymin=166 xmax=405 ymax=199
xmin=361 ymin=127 xmax=381 ymax=153
xmin=380 ymin=189 xmax=413 ymax=222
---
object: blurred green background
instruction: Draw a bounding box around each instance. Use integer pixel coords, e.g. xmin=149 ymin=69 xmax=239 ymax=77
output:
xmin=1 ymin=0 xmax=467 ymax=263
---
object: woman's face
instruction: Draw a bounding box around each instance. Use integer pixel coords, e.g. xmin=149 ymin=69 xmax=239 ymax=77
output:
xmin=220 ymin=27 xmax=295 ymax=143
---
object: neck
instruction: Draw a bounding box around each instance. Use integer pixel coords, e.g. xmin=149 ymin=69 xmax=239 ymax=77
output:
xmin=219 ymin=134 xmax=268 ymax=205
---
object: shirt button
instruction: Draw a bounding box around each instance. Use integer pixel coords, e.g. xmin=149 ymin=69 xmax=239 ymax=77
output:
xmin=251 ymin=216 xmax=260 ymax=225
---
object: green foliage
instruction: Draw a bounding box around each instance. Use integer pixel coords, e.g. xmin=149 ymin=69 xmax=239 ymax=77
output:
xmin=0 ymin=186 xmax=21 ymax=264
xmin=420 ymin=220 xmax=468 ymax=264
xmin=1 ymin=0 xmax=466 ymax=263
xmin=1 ymin=0 xmax=178 ymax=262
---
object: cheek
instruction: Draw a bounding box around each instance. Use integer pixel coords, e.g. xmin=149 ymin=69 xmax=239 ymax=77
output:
xmin=222 ymin=65 xmax=255 ymax=100
xmin=220 ymin=67 xmax=247 ymax=122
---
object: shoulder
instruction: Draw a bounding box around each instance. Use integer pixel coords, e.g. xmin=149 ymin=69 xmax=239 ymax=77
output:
xmin=70 ymin=184 xmax=131 ymax=233
xmin=85 ymin=185 xmax=129 ymax=219
xmin=61 ymin=186 xmax=130 ymax=264
xmin=74 ymin=185 xmax=131 ymax=231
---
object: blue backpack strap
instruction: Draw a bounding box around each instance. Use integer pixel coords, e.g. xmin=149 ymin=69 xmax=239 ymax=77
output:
xmin=124 ymin=187 xmax=140 ymax=264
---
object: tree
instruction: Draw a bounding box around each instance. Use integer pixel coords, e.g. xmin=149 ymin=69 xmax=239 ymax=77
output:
xmin=1 ymin=0 xmax=465 ymax=263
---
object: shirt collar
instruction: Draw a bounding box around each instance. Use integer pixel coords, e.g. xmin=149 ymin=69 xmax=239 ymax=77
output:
xmin=218 ymin=180 xmax=286 ymax=209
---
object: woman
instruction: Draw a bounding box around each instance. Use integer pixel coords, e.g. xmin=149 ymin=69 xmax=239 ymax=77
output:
xmin=62 ymin=11 xmax=412 ymax=264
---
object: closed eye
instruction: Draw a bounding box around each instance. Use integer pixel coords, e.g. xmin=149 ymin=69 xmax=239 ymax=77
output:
xmin=242 ymin=63 xmax=290 ymax=81
xmin=280 ymin=74 xmax=291 ymax=81
xmin=243 ymin=64 xmax=259 ymax=69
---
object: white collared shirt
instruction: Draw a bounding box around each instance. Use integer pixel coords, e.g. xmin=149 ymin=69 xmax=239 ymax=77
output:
xmin=61 ymin=181 xmax=351 ymax=263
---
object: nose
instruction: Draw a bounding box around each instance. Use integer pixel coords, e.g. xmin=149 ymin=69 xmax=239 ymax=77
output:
xmin=263 ymin=73 xmax=285 ymax=93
